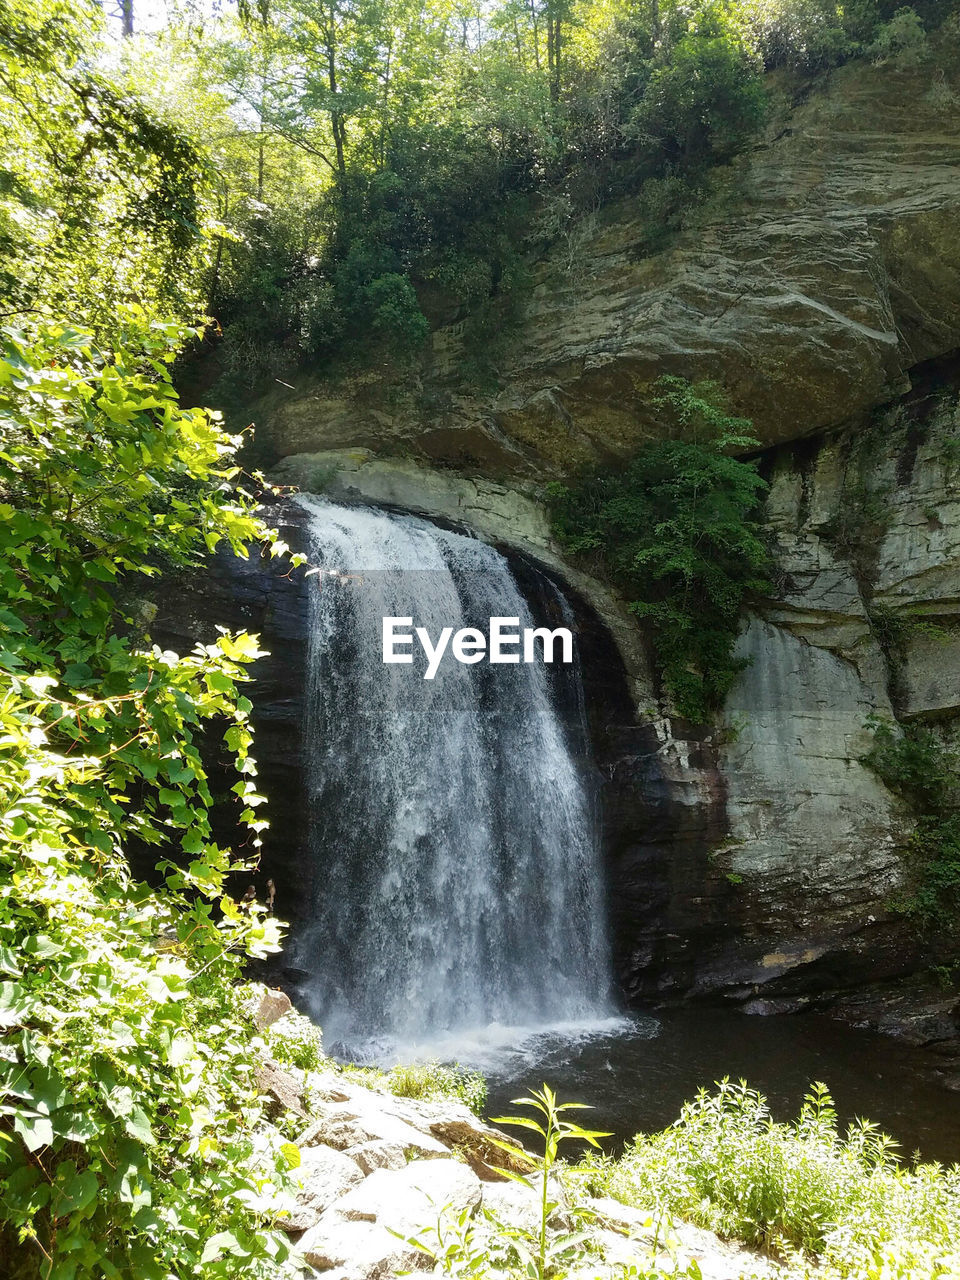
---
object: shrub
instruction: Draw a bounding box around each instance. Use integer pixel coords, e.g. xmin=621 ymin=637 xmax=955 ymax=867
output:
xmin=862 ymin=717 xmax=960 ymax=925
xmin=0 ymin=317 xmax=300 ymax=1277
xmin=363 ymin=272 xmax=430 ymax=348
xmin=625 ymin=30 xmax=766 ymax=167
xmin=739 ymin=0 xmax=865 ymax=69
xmin=548 ymin=377 xmax=771 ymax=723
xmin=387 ymin=1061 xmax=488 ymax=1117
xmin=0 ymin=776 xmax=298 ymax=1278
xmin=574 ymin=1080 xmax=960 ymax=1278
xmin=264 ymin=1010 xmax=326 ymax=1072
xmin=868 ymin=6 xmax=929 ymax=65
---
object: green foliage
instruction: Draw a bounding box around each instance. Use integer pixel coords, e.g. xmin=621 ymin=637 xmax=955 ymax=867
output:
xmin=0 ymin=0 xmax=213 ymax=330
xmin=404 ymin=1085 xmax=617 ymax=1280
xmin=386 ymin=1061 xmax=488 ymax=1117
xmin=737 ymin=0 xmax=940 ymax=71
xmin=548 ymin=378 xmax=771 ymax=722
xmin=739 ymin=0 xmax=874 ymax=69
xmin=0 ymin=5 xmax=312 ymax=1275
xmin=862 ymin=717 xmax=960 ymax=925
xmin=625 ymin=26 xmax=766 ymax=167
xmin=0 ymin=773 xmax=295 ymax=1277
xmin=262 ymin=1009 xmax=325 ymax=1072
xmin=488 ymin=1084 xmax=611 ymax=1280
xmin=868 ymin=6 xmax=929 ymax=65
xmin=0 ymin=308 xmax=301 ymax=1280
xmin=574 ymin=1080 xmax=960 ymax=1279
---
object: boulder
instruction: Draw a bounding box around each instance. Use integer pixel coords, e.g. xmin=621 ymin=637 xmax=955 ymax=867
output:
xmin=297 ymin=1097 xmax=449 ymax=1161
xmin=299 ymin=1159 xmax=482 ymax=1277
xmin=327 ymin=1158 xmax=482 ymax=1231
xmin=277 ymin=1145 xmax=364 ymax=1234
xmin=255 ymin=1059 xmax=307 ymax=1120
xmin=348 ymin=1139 xmax=408 ymax=1173
xmin=365 ymin=1093 xmax=535 ymax=1181
xmin=298 ymin=1219 xmax=425 ymax=1279
xmin=254 ymin=988 xmax=294 ymax=1030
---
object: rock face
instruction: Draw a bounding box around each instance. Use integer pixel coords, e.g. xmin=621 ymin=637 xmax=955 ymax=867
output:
xmin=157 ymin=37 xmax=960 ymax=1069
xmin=255 ymin=40 xmax=960 ymax=479
xmin=154 ymin=385 xmax=960 ymax=1065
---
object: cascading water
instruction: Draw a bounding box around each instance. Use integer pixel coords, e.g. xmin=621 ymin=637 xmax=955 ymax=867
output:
xmin=295 ymin=496 xmax=616 ymax=1061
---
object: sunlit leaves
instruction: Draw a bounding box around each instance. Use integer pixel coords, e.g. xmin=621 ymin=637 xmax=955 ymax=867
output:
xmin=0 ymin=288 xmax=297 ymax=1275
xmin=0 ymin=0 xmax=214 ymax=330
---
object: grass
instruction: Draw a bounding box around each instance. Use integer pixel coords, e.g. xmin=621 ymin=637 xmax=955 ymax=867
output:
xmin=386 ymin=1060 xmax=488 ymax=1117
xmin=570 ymin=1080 xmax=960 ymax=1279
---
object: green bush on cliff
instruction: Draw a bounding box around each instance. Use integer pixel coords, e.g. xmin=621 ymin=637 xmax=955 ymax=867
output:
xmin=625 ymin=26 xmax=766 ymax=166
xmin=548 ymin=378 xmax=771 ymax=723
xmin=863 ymin=718 xmax=960 ymax=925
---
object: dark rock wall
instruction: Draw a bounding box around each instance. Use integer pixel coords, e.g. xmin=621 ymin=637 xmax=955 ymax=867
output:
xmin=151 ymin=501 xmax=314 ymax=979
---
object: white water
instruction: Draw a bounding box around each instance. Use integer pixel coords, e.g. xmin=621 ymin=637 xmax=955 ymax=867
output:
xmin=295 ymin=496 xmax=616 ymax=1062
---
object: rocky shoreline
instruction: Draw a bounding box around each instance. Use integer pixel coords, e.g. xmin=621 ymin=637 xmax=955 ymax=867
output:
xmin=249 ymin=990 xmax=778 ymax=1280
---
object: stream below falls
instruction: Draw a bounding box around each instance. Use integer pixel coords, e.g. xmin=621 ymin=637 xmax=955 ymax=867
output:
xmin=479 ymin=1011 xmax=960 ymax=1166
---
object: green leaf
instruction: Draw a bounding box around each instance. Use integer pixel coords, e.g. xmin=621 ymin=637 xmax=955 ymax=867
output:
xmin=13 ymin=1111 xmax=53 ymax=1152
xmin=201 ymin=1230 xmax=243 ymax=1263
xmin=124 ymin=1106 xmax=156 ymax=1146
xmin=55 ymin=1165 xmax=99 ymax=1216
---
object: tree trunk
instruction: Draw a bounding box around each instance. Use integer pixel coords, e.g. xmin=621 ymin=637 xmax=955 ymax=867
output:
xmin=546 ymin=6 xmax=561 ymax=106
xmin=208 ymin=184 xmax=229 ymax=312
xmin=552 ymin=13 xmax=561 ymax=105
xmin=379 ymin=38 xmax=392 ymax=168
xmin=546 ymin=12 xmax=554 ymax=95
xmin=257 ymin=73 xmax=266 ymax=200
xmin=326 ymin=8 xmax=346 ymax=176
xmin=120 ymin=0 xmax=133 ymax=37
xmin=529 ymin=0 xmax=540 ymax=70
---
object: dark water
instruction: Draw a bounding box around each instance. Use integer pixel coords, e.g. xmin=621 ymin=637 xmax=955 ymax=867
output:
xmin=482 ymin=1010 xmax=960 ymax=1167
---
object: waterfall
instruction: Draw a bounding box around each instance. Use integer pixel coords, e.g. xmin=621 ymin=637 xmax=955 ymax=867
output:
xmin=295 ymin=496 xmax=614 ymax=1059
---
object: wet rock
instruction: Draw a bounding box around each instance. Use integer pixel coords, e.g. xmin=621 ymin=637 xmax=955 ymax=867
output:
xmin=299 ymin=1160 xmax=482 ymax=1276
xmin=370 ymin=1094 xmax=535 ymax=1181
xmin=348 ymin=1139 xmax=408 ymax=1173
xmin=297 ymin=1098 xmax=450 ymax=1161
xmin=297 ymin=1219 xmax=424 ymax=1278
xmin=328 ymin=1158 xmax=482 ymax=1228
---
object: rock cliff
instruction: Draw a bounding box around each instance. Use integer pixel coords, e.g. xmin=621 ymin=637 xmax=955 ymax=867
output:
xmin=167 ymin=39 xmax=960 ymax=1072
xmin=255 ymin=36 xmax=960 ymax=478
